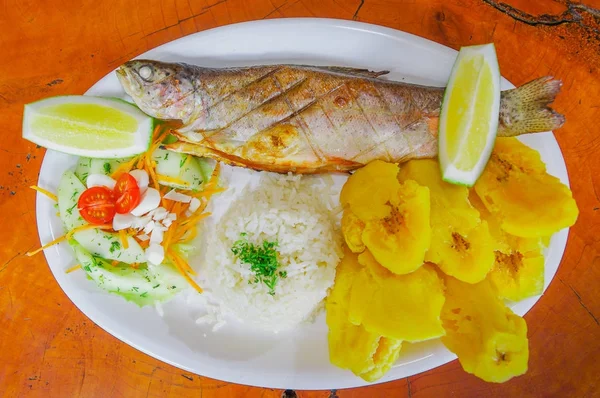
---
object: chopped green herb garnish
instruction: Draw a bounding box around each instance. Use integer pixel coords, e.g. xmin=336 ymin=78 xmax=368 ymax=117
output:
xmin=103 ymin=162 xmax=112 ymax=174
xmin=83 ymin=264 xmax=92 ymax=272
xmin=140 ymin=292 xmax=148 ymax=298
xmin=132 ymin=286 xmax=139 ymax=292
xmin=231 ymin=233 xmax=285 ymax=296
xmin=66 ymin=203 xmax=77 ymax=215
xmin=144 ymin=275 xmax=151 ymax=283
xmin=179 ymin=155 xmax=188 ymax=167
xmin=109 ymin=241 xmax=121 ymax=253
xmin=164 ymin=153 xmax=169 ymax=160
xmin=153 ymin=284 xmax=160 ymax=289
xmin=70 ymin=190 xmax=79 ymax=200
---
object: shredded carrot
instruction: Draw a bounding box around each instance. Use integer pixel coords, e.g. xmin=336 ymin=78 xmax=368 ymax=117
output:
xmin=206 ymin=162 xmax=221 ymax=188
xmin=29 ymin=186 xmax=58 ymax=202
xmin=168 ymin=249 xmax=196 ymax=275
xmin=176 ymin=225 xmax=198 ymax=243
xmin=162 ymin=226 xmax=176 ymax=253
xmin=171 ymin=258 xmax=203 ymax=293
xmin=27 ymin=235 xmax=68 ymax=256
xmin=111 ymin=157 xmax=139 ymax=179
xmin=168 ymin=250 xmax=201 ymax=292
xmin=156 ymin=174 xmax=190 ymax=186
xmin=145 ymin=154 xmax=160 ymax=191
xmin=193 ymin=187 xmax=226 ymax=198
xmin=66 ymin=223 xmax=112 ymax=240
xmin=65 ymin=264 xmax=81 ymax=274
xmin=118 ymin=229 xmax=129 ymax=249
xmin=27 ymin=224 xmax=112 ymax=257
xmin=180 ymin=212 xmax=211 ymax=227
xmin=137 ymin=239 xmax=150 ymax=249
xmin=130 ymin=262 xmax=139 ymax=269
xmin=111 ymin=260 xmax=120 ymax=267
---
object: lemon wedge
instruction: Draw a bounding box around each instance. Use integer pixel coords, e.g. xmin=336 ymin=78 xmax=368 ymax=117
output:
xmin=438 ymin=44 xmax=501 ymax=186
xmin=23 ymin=96 xmax=154 ymax=158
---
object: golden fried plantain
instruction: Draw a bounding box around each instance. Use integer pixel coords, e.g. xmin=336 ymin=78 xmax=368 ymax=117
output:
xmin=340 ymin=160 xmax=401 ymax=220
xmin=341 ymin=210 xmax=365 ymax=253
xmin=441 ymin=276 xmax=529 ymax=383
xmin=398 ymin=159 xmax=495 ymax=283
xmin=470 ymin=191 xmax=546 ymax=301
xmin=347 ymin=250 xmax=446 ymax=342
xmin=474 ymin=138 xmax=578 ymax=238
xmin=361 ymin=179 xmax=431 ymax=274
xmin=326 ymin=247 xmax=403 ymax=380
xmin=341 ymin=160 xmax=431 ymax=274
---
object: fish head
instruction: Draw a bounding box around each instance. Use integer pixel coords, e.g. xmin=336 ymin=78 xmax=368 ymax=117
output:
xmin=116 ymin=60 xmax=202 ymax=125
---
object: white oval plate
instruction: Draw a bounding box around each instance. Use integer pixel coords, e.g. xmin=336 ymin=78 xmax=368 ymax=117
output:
xmin=36 ymin=18 xmax=570 ymax=390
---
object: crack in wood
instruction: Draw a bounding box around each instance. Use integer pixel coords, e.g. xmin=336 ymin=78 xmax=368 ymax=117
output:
xmin=203 ymin=0 xmax=228 ymax=10
xmin=143 ymin=10 xmax=210 ymax=38
xmin=407 ymin=377 xmax=412 ymax=398
xmin=46 ymin=79 xmax=63 ymax=87
xmin=353 ymin=0 xmax=365 ymax=20
xmin=559 ymin=278 xmax=600 ymax=326
xmin=482 ymin=0 xmax=600 ymax=34
xmin=262 ymin=1 xmax=289 ymax=19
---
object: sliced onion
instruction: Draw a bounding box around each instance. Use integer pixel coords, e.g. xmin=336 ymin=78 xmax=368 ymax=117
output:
xmin=146 ymin=243 xmax=165 ymax=265
xmin=87 ymin=174 xmax=116 ymax=190
xmin=130 ymin=187 xmax=160 ymax=216
xmin=129 ymin=169 xmax=149 ymax=194
xmin=137 ymin=233 xmax=150 ymax=242
xmin=189 ymin=197 xmax=201 ymax=213
xmin=163 ymin=189 xmax=192 ymax=203
xmin=113 ymin=213 xmax=136 ymax=231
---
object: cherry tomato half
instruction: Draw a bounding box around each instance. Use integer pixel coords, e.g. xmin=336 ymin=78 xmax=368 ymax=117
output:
xmin=114 ymin=173 xmax=141 ymax=214
xmin=78 ymin=186 xmax=116 ymax=224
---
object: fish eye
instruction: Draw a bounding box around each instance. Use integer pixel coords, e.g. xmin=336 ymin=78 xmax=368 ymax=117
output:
xmin=138 ymin=65 xmax=153 ymax=81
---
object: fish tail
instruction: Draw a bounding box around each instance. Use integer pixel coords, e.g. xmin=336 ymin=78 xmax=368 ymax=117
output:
xmin=497 ymin=76 xmax=565 ymax=137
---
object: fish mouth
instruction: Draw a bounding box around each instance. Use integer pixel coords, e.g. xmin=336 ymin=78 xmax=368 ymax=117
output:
xmin=116 ymin=66 xmax=142 ymax=97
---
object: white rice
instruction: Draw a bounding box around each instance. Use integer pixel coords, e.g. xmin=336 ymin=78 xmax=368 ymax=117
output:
xmin=199 ymin=172 xmax=342 ymax=332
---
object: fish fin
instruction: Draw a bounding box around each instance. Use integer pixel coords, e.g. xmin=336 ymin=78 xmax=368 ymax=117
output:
xmin=498 ymin=76 xmax=565 ymax=137
xmin=315 ymin=66 xmax=390 ymax=79
xmin=163 ymin=142 xmax=361 ymax=174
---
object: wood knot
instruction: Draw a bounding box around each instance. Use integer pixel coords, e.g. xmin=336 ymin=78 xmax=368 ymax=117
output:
xmin=435 ymin=11 xmax=446 ymax=22
xmin=281 ymin=390 xmax=297 ymax=398
xmin=334 ymin=96 xmax=348 ymax=108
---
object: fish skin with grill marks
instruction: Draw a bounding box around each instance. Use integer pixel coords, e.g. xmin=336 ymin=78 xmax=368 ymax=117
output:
xmin=117 ymin=60 xmax=565 ymax=174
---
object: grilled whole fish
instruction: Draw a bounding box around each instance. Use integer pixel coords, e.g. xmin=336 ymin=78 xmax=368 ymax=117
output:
xmin=117 ymin=60 xmax=564 ymax=173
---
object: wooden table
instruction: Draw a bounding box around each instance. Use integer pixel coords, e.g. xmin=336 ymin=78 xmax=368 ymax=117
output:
xmin=1 ymin=0 xmax=599 ymax=396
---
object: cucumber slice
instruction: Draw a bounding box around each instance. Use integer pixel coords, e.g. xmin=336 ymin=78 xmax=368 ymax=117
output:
xmin=73 ymin=228 xmax=145 ymax=264
xmin=197 ymin=157 xmax=216 ymax=183
xmin=57 ymin=170 xmax=87 ymax=230
xmin=152 ymin=149 xmax=204 ymax=191
xmin=75 ymin=157 xmax=132 ymax=183
xmin=69 ymin=240 xmax=187 ymax=306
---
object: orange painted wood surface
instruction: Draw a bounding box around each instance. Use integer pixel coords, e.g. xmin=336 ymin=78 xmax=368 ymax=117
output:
xmin=1 ymin=0 xmax=599 ymax=396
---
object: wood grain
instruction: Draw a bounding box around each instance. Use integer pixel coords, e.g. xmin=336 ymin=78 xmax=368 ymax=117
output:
xmin=1 ymin=0 xmax=599 ymax=396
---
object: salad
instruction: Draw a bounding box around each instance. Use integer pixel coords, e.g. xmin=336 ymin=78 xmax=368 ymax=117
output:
xmin=27 ymin=125 xmax=222 ymax=306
